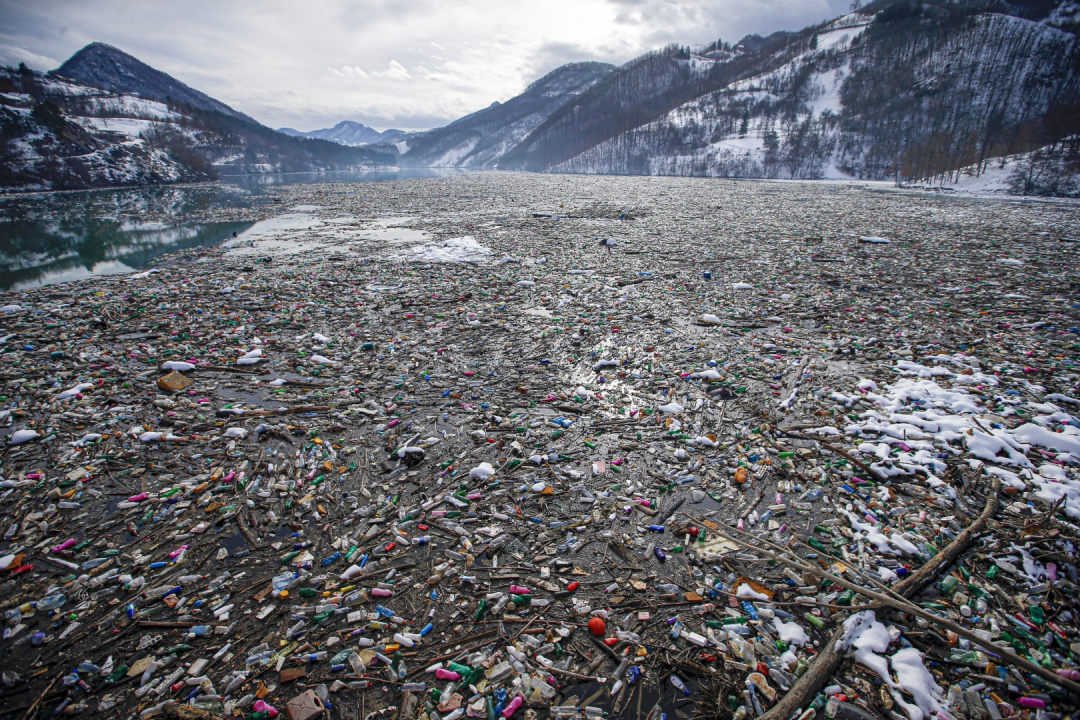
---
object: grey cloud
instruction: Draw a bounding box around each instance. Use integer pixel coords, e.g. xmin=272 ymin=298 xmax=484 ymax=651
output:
xmin=607 ymin=0 xmax=852 ymax=45
xmin=0 ymin=37 xmax=62 ymax=69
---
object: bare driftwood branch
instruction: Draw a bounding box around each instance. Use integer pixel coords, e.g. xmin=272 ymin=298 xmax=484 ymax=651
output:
xmin=742 ymin=477 xmax=1080 ymax=719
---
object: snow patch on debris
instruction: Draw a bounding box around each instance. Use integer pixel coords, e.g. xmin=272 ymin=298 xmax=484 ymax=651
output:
xmin=842 ymin=359 xmax=1080 ymax=518
xmin=772 ymin=618 xmax=809 ymax=646
xmin=395 ymin=236 xmax=492 ymax=264
xmin=839 ymin=611 xmax=945 ymax=720
xmin=843 ymin=510 xmax=923 ymax=557
xmin=888 ymin=647 xmax=946 ymax=720
xmin=838 ymin=611 xmax=894 ymax=687
xmin=735 ymin=583 xmax=770 ymax=601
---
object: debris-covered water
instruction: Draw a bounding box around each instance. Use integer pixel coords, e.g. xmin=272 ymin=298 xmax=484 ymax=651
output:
xmin=1 ymin=172 xmax=1079 ymax=720
xmin=0 ymin=168 xmax=460 ymax=292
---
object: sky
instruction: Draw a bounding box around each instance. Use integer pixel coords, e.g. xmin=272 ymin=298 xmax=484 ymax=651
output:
xmin=0 ymin=0 xmax=853 ymax=132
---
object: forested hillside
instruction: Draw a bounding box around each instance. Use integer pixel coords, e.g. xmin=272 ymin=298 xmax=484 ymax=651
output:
xmin=414 ymin=0 xmax=1080 ymax=195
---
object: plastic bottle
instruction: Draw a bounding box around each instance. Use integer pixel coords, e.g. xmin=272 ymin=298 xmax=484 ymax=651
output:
xmin=35 ymin=595 xmax=66 ymax=612
xmin=501 ymin=696 xmax=523 ymax=718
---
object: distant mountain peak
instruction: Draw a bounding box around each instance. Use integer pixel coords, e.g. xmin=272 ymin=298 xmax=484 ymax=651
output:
xmin=70 ymin=41 xmax=123 ymax=57
xmin=275 ymin=121 xmax=407 ymax=146
xmin=52 ymin=42 xmax=258 ymax=125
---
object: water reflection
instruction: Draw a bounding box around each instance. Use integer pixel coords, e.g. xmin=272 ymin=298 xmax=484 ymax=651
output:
xmin=0 ymin=219 xmax=253 ymax=291
xmin=0 ymin=184 xmax=260 ymax=291
xmin=0 ymin=168 xmax=462 ymax=291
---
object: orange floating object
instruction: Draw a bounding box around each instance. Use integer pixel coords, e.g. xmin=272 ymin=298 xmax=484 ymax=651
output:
xmin=735 ymin=466 xmax=749 ymax=484
xmin=588 ymin=617 xmax=606 ymax=636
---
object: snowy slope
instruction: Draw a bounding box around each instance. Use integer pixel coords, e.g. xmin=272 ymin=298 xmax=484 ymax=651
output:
xmin=52 ymin=42 xmax=258 ymax=124
xmin=546 ymin=6 xmax=1078 ymax=189
xmin=399 ymin=62 xmax=615 ymax=169
xmin=553 ymin=14 xmax=871 ymax=179
xmin=908 ymin=144 xmax=1080 ymax=197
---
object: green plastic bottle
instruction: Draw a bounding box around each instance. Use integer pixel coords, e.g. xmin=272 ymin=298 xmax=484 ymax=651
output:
xmin=448 ymin=661 xmax=472 ymax=675
xmin=97 ymin=664 xmax=129 ymax=691
xmin=946 ymin=651 xmax=980 ymax=669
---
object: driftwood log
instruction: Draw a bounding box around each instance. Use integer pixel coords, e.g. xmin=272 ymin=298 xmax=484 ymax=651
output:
xmin=755 ymin=476 xmax=1054 ymax=719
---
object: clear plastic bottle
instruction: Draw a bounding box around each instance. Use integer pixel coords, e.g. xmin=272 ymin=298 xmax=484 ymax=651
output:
xmin=272 ymin=572 xmax=296 ymax=591
xmin=36 ymin=594 xmax=67 ymax=612
xmin=348 ymin=653 xmax=365 ymax=675
xmin=144 ymin=586 xmax=175 ymax=599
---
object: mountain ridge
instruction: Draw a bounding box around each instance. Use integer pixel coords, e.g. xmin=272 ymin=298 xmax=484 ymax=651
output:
xmin=4 ymin=0 xmax=1078 ymax=195
xmin=0 ymin=46 xmax=395 ymax=192
xmin=277 ymin=121 xmax=407 ymax=146
xmin=52 ymin=42 xmax=259 ymax=125
xmin=398 ymin=61 xmax=616 ymax=168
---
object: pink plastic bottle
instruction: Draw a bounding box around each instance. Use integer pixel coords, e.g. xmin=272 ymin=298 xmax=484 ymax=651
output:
xmin=253 ymin=701 xmax=278 ymax=717
xmin=501 ymin=696 xmax=523 ymax=718
xmin=51 ymin=539 xmax=76 ymax=553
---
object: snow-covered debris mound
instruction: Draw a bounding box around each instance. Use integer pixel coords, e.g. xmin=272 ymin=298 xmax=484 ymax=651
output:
xmin=841 ymin=356 xmax=1080 ymax=518
xmin=395 ymin=236 xmax=493 ymax=264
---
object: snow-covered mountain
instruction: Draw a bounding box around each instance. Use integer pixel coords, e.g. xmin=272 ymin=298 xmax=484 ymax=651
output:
xmin=399 ymin=62 xmax=615 ymax=168
xmin=547 ymin=5 xmax=1078 ymax=185
xmin=1 ymin=46 xmax=395 ymax=192
xmin=4 ymin=0 xmax=1077 ymax=194
xmin=53 ymin=42 xmax=258 ymax=125
xmin=412 ymin=0 xmax=1080 ymax=194
xmin=278 ymin=121 xmax=407 ymax=146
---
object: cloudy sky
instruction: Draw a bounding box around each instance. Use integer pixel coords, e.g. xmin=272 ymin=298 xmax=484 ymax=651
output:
xmin=1 ymin=0 xmax=852 ymax=132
